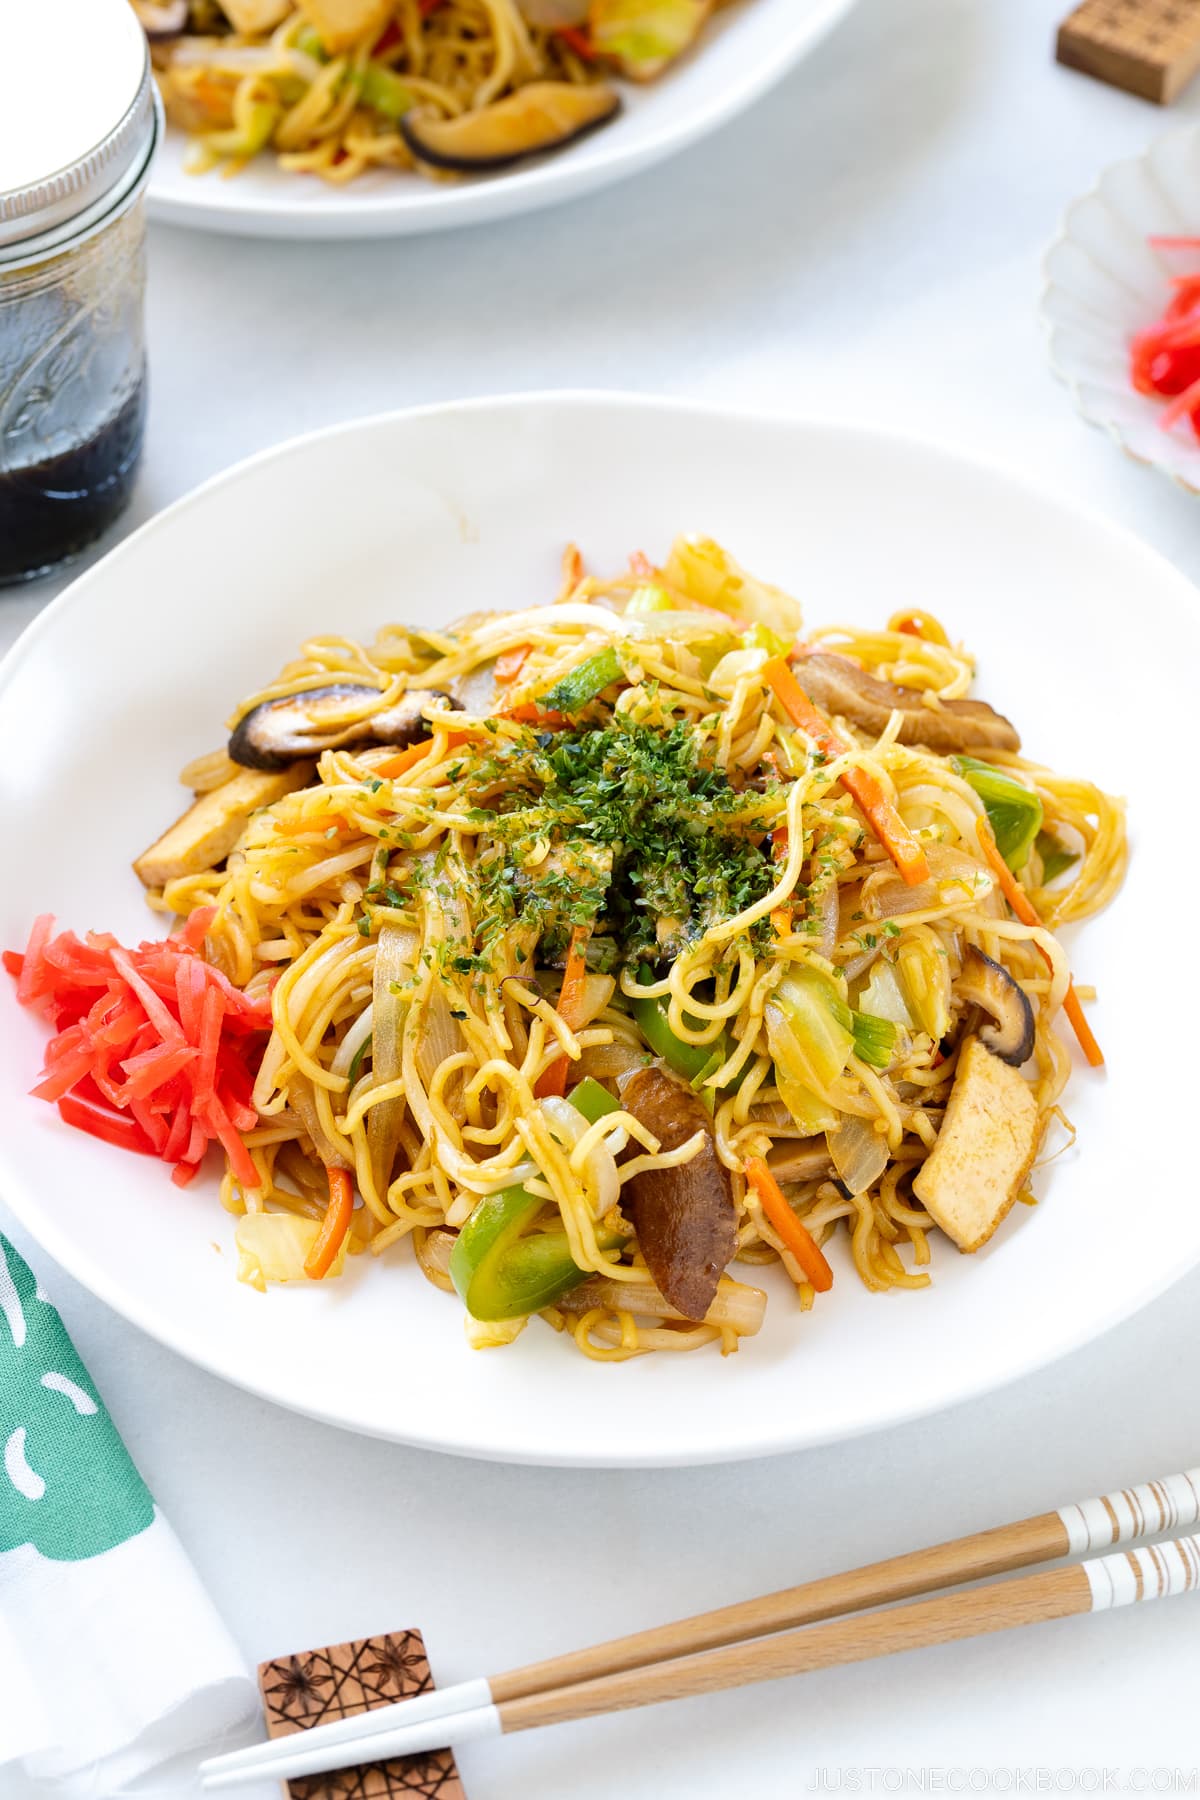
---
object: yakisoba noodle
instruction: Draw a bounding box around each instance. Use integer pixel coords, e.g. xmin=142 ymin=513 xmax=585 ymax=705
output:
xmin=128 ymin=537 xmax=1125 ymax=1361
xmin=143 ymin=1 xmax=714 ymax=186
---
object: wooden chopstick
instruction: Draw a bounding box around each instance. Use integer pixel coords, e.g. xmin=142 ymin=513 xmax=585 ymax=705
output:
xmin=500 ymin=1532 xmax=1200 ymax=1735
xmin=199 ymin=1466 xmax=1200 ymax=1791
xmin=204 ymin=1528 xmax=1200 ymax=1789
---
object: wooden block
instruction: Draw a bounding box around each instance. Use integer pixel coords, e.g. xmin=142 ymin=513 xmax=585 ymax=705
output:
xmin=1057 ymin=0 xmax=1200 ymax=103
xmin=258 ymin=1629 xmax=467 ymax=1799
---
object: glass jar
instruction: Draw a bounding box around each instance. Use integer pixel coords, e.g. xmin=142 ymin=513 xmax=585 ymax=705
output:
xmin=0 ymin=0 xmax=159 ymax=586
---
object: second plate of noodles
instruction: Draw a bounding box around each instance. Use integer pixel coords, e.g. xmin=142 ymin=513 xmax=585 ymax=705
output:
xmin=141 ymin=0 xmax=710 ymax=186
xmin=10 ymin=533 xmax=1123 ymax=1365
xmin=138 ymin=0 xmax=860 ymax=235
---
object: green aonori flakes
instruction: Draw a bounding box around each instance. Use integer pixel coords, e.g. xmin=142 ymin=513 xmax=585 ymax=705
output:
xmin=467 ymin=716 xmax=779 ymax=961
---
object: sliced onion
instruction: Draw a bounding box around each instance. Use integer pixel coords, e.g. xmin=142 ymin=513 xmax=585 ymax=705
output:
xmin=538 ymin=1095 xmax=621 ymax=1218
xmin=163 ymin=39 xmax=286 ymax=70
xmin=415 ymin=982 xmax=464 ymax=1093
xmin=453 ymin=659 xmax=499 ymax=717
xmin=828 ymin=1116 xmax=889 ymax=1196
xmin=331 ymin=1003 xmax=373 ymax=1079
xmin=573 ymin=972 xmax=616 ymax=1031
xmin=131 ymin=0 xmax=188 ymax=40
xmin=368 ymin=926 xmax=418 ymax=1194
xmin=289 ymin=1076 xmax=349 ymax=1171
xmin=707 ymin=647 xmax=768 ymax=689
xmin=281 ymin=48 xmax=326 ymax=82
xmin=465 ymin=603 xmax=628 ymax=653
xmin=576 ymin=1040 xmax=648 ymax=1080
xmin=556 ymin=1273 xmax=766 ymax=1336
xmin=863 ymin=845 xmax=988 ymax=922
xmin=619 ymin=610 xmax=737 ymax=641
xmin=856 ymin=960 xmax=914 ymax=1029
xmin=813 ymin=880 xmax=839 ymax=961
xmin=453 ymin=1158 xmax=540 ymax=1197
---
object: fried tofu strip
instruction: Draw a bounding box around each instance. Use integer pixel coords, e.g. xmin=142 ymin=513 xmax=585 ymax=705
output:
xmin=295 ymin=0 xmax=391 ymax=52
xmin=219 ymin=0 xmax=292 ymax=32
xmin=133 ymin=764 xmax=312 ymax=888
xmin=912 ymin=1036 xmax=1040 ymax=1253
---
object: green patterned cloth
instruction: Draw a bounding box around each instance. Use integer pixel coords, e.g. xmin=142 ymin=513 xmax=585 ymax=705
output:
xmin=0 ymin=1235 xmax=255 ymax=1794
xmin=0 ymin=1235 xmax=153 ymax=1562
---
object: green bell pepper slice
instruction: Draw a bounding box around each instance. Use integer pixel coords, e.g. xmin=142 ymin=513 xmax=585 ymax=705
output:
xmin=449 ymin=1082 xmax=625 ymax=1321
xmin=204 ymin=100 xmax=280 ymax=160
xmin=632 ymin=967 xmax=721 ymax=1084
xmin=449 ymin=1183 xmax=542 ymax=1321
xmin=461 ymin=1226 xmax=621 ymax=1321
xmin=566 ymin=1075 xmax=621 ymax=1124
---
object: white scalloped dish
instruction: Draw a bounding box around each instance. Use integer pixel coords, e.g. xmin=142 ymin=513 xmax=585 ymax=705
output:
xmin=1043 ymin=124 xmax=1200 ymax=495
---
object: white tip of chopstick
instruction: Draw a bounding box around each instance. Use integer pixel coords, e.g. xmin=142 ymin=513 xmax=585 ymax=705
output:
xmin=198 ymin=1677 xmax=494 ymax=1787
xmin=200 ymin=1702 xmax=501 ymax=1791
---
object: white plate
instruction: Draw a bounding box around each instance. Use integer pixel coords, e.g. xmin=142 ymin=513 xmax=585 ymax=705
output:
xmin=0 ymin=395 xmax=1192 ymax=1467
xmin=1043 ymin=124 xmax=1200 ymax=495
xmin=145 ymin=0 xmax=855 ymax=238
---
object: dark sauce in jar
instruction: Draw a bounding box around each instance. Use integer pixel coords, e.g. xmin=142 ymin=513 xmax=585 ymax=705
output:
xmin=0 ymin=373 xmax=146 ymax=586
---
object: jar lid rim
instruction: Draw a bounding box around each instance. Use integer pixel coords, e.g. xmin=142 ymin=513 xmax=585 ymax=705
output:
xmin=0 ymin=1 xmax=156 ymax=250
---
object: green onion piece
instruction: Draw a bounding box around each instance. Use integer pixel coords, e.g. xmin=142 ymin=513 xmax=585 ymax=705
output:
xmin=203 ymin=100 xmax=280 ymax=159
xmin=625 ymin=583 xmax=673 ymax=614
xmin=348 ymin=1032 xmax=372 ymax=1086
xmin=360 ymin=64 xmax=415 ymax=120
xmin=590 ymin=0 xmax=713 ymax=74
xmin=294 ymin=23 xmax=328 ymax=58
xmin=741 ymin=622 xmax=791 ymax=657
xmin=850 ymin=1009 xmax=897 ymax=1070
xmin=1035 ymin=829 xmax=1078 ymax=885
xmin=540 ymin=645 xmax=624 ymax=714
xmin=955 ymin=756 xmax=1044 ymax=872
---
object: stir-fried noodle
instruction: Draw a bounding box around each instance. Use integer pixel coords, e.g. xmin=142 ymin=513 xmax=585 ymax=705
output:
xmin=125 ymin=538 xmax=1125 ymax=1359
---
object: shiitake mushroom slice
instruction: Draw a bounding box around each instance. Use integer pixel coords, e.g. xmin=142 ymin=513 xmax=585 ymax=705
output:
xmin=399 ymin=81 xmax=620 ymax=174
xmin=955 ymin=946 xmax=1035 ymax=1067
xmin=228 ymin=683 xmax=460 ymax=771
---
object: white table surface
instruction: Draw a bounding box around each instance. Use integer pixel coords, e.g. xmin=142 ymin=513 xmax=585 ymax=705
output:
xmin=5 ymin=2 xmax=1200 ymax=1794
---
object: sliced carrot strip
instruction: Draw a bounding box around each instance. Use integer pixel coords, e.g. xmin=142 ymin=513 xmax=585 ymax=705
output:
xmin=744 ymin=1156 xmax=833 ymax=1294
xmin=763 ymin=659 xmax=930 ymax=887
xmin=305 ymin=1166 xmax=355 ymax=1279
xmin=494 ymin=643 xmax=531 ymax=686
xmin=975 ymin=817 xmax=1103 ymax=1068
xmin=534 ymin=925 xmax=591 ymax=1099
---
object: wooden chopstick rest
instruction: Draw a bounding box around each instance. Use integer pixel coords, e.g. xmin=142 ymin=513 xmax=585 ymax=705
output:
xmin=258 ymin=1629 xmax=466 ymax=1799
xmin=1057 ymin=0 xmax=1200 ymax=104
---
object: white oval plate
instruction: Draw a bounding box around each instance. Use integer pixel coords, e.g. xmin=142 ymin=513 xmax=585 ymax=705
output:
xmin=0 ymin=395 xmax=1193 ymax=1466
xmin=145 ymin=0 xmax=855 ymax=239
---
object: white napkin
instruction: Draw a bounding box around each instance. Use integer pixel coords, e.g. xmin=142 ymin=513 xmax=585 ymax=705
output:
xmin=0 ymin=1235 xmax=258 ymax=1796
